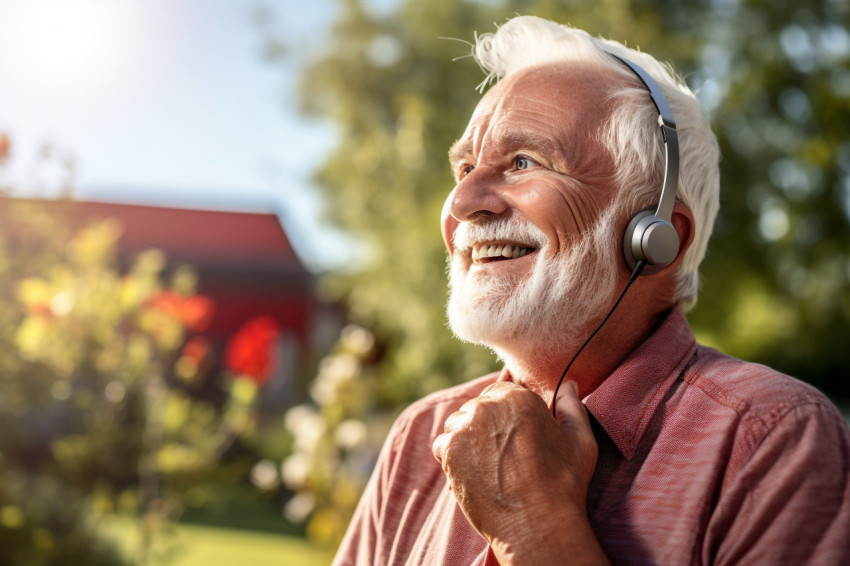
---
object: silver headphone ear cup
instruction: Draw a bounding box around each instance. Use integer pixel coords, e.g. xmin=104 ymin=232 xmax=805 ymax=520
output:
xmin=640 ymin=218 xmax=679 ymax=266
xmin=623 ymin=210 xmax=680 ymax=275
xmin=623 ymin=210 xmax=651 ymax=270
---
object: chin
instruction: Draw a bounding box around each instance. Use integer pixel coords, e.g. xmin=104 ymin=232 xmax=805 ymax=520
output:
xmin=446 ymin=207 xmax=622 ymax=367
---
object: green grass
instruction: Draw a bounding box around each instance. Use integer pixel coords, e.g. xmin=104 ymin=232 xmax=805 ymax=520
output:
xmin=99 ymin=484 xmax=336 ymax=565
xmin=164 ymin=523 xmax=333 ymax=566
xmin=103 ymin=518 xmax=334 ymax=566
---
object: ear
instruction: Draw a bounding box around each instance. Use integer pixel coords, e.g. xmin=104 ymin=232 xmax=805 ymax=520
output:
xmin=655 ymin=202 xmax=695 ymax=275
xmin=671 ymin=203 xmax=695 ymax=259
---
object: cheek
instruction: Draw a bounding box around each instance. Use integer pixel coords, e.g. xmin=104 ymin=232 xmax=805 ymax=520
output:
xmin=441 ymin=192 xmax=459 ymax=255
xmin=512 ymin=179 xmax=605 ymax=250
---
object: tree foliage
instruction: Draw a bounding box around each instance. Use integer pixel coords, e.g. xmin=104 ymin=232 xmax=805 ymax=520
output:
xmin=680 ymin=1 xmax=850 ymax=398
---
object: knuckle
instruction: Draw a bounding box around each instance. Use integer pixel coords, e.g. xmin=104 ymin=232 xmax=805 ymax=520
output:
xmin=480 ymin=383 xmax=501 ymax=395
xmin=514 ymin=387 xmax=546 ymax=412
xmin=459 ymin=398 xmax=478 ymax=415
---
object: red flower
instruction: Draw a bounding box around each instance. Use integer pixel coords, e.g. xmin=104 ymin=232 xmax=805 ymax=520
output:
xmin=181 ymin=335 xmax=214 ymax=369
xmin=149 ymin=291 xmax=215 ymax=332
xmin=224 ymin=316 xmax=280 ymax=386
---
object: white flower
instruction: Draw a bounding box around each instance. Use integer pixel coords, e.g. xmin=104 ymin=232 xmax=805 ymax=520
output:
xmin=104 ymin=380 xmax=126 ymax=403
xmin=49 ymin=290 xmax=75 ymax=317
xmin=311 ymin=354 xmax=360 ymax=404
xmin=281 ymin=453 xmax=311 ymax=488
xmin=284 ymin=404 xmax=318 ymax=433
xmin=335 ymin=419 xmax=368 ymax=450
xmin=250 ymin=460 xmax=280 ymax=491
xmin=319 ymin=354 xmax=360 ymax=381
xmin=283 ymin=492 xmax=315 ymax=523
xmin=340 ymin=325 xmax=375 ymax=355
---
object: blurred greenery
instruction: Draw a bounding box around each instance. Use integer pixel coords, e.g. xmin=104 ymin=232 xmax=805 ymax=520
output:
xmin=260 ymin=0 xmax=850 ymax=549
xmin=103 ymin=517 xmax=332 ymax=566
xmin=0 ymin=151 xmax=275 ymax=563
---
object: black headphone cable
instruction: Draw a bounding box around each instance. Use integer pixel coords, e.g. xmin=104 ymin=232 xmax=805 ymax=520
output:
xmin=550 ymin=259 xmax=646 ymax=419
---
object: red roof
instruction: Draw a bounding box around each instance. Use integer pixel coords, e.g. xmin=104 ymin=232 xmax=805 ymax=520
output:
xmin=68 ymin=200 xmax=300 ymax=267
xmin=3 ymin=197 xmax=318 ymax=344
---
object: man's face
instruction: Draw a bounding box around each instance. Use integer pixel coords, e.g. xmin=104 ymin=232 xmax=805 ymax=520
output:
xmin=443 ymin=64 xmax=624 ymax=358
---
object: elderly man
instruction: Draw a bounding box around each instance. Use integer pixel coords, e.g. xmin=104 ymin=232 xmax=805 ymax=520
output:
xmin=333 ymin=16 xmax=850 ymax=566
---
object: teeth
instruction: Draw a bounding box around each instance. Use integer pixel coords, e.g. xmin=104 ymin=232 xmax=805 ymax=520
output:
xmin=471 ymin=244 xmax=532 ymax=260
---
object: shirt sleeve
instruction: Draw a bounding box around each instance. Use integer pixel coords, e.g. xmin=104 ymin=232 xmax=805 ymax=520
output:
xmin=707 ymin=402 xmax=850 ymax=565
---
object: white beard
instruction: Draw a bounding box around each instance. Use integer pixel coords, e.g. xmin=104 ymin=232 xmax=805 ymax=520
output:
xmin=446 ymin=206 xmax=621 ymax=370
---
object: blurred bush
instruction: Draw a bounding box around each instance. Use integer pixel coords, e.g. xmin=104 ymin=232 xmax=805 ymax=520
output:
xmin=0 ymin=142 xmax=270 ymax=564
xmin=276 ymin=323 xmax=392 ymax=548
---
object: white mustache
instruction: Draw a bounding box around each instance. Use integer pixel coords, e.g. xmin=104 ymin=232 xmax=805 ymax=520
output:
xmin=452 ymin=217 xmax=548 ymax=252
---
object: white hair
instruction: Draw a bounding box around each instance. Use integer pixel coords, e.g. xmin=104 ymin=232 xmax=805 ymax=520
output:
xmin=471 ymin=16 xmax=720 ymax=312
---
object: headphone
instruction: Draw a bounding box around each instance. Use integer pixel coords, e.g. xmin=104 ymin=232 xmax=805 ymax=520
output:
xmin=608 ymin=53 xmax=681 ymax=276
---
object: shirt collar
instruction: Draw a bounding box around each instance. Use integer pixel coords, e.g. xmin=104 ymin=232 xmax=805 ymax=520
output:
xmin=584 ymin=308 xmax=697 ymax=460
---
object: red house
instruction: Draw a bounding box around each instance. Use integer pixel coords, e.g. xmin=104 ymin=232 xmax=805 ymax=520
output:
xmin=8 ymin=197 xmax=333 ymax=405
xmin=74 ymin=200 xmax=317 ymax=340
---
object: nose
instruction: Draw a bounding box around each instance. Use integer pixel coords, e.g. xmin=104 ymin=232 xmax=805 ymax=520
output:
xmin=447 ymin=166 xmax=510 ymax=223
xmin=441 ymin=166 xmax=510 ymax=255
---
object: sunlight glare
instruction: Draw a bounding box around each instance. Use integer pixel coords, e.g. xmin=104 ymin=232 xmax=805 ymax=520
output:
xmin=3 ymin=0 xmax=134 ymax=92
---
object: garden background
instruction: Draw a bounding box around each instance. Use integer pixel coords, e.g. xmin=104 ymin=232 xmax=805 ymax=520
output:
xmin=1 ymin=0 xmax=848 ymax=564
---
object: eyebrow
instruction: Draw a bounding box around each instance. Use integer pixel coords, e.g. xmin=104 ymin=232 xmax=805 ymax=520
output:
xmin=448 ymin=138 xmax=472 ymax=169
xmin=499 ymin=129 xmax=560 ymax=159
xmin=448 ymin=128 xmax=563 ymax=170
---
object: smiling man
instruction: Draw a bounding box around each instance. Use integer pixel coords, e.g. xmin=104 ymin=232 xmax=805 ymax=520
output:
xmin=332 ymin=16 xmax=850 ymax=566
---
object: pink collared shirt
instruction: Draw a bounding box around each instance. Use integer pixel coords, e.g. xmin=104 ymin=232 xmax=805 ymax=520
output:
xmin=333 ymin=309 xmax=850 ymax=565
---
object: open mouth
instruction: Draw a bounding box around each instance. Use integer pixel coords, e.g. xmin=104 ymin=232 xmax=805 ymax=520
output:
xmin=472 ymin=243 xmax=537 ymax=263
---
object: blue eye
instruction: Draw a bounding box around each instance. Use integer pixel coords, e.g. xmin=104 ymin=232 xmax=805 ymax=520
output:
xmin=515 ymin=157 xmax=533 ymax=170
xmin=460 ymin=164 xmax=475 ymax=178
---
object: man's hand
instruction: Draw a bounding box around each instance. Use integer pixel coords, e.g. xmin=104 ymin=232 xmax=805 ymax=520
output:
xmin=431 ymin=381 xmax=609 ymax=565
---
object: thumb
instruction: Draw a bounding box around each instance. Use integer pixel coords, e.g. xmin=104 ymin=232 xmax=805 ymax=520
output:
xmin=554 ymin=381 xmax=591 ymax=431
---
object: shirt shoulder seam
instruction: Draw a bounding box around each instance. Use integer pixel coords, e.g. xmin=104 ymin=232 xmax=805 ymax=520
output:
xmin=682 ymin=347 xmax=839 ymax=453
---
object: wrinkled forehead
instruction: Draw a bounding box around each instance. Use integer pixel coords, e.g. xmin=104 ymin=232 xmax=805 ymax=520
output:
xmin=463 ymin=63 xmax=619 ymax=137
xmin=454 ymin=63 xmax=621 ymax=163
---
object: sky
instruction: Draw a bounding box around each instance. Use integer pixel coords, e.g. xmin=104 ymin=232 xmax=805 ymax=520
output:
xmin=0 ymin=0 xmax=357 ymax=272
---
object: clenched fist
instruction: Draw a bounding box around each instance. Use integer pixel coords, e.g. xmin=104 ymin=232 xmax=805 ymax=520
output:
xmin=432 ymin=380 xmax=610 ymax=565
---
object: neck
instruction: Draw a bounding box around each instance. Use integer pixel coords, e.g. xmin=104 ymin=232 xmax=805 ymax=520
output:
xmin=496 ymin=279 xmax=673 ymax=402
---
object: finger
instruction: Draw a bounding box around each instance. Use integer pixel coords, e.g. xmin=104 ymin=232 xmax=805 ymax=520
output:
xmin=480 ymin=380 xmax=523 ymax=398
xmin=432 ymin=432 xmax=449 ymax=464
xmin=554 ymin=380 xmax=591 ymax=429
xmin=480 ymin=382 xmax=505 ymax=397
xmin=457 ymin=397 xmax=477 ymax=414
xmin=443 ymin=407 xmax=473 ymax=433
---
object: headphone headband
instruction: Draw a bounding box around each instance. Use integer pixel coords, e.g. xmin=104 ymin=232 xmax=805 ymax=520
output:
xmin=607 ymin=53 xmax=679 ymax=224
xmin=607 ymin=52 xmax=681 ymax=274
